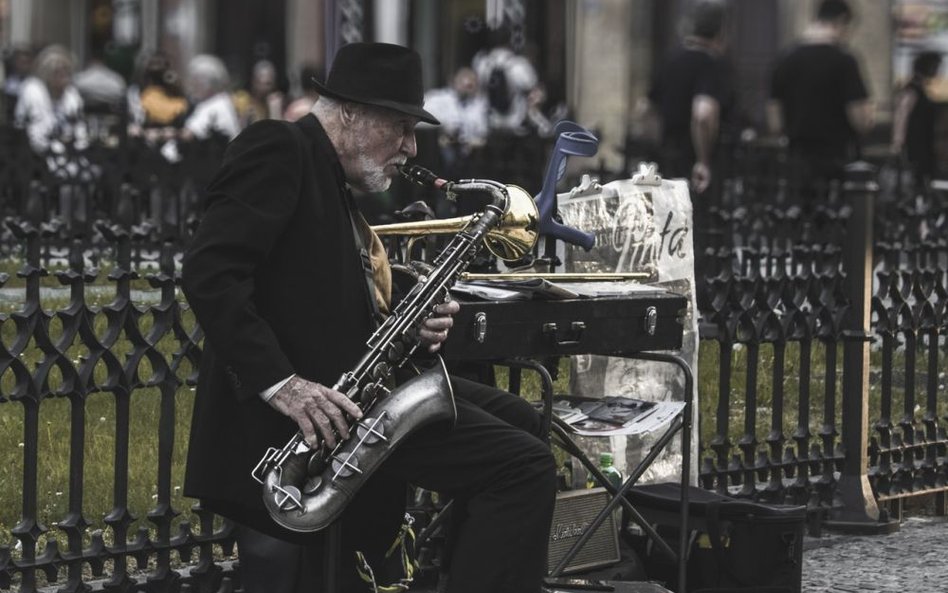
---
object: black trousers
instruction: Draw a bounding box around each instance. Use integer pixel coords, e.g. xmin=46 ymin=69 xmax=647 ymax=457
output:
xmin=236 ymin=375 xmax=558 ymax=593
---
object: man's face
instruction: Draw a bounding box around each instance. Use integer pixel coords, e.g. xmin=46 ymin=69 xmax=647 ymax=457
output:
xmin=347 ymin=106 xmax=419 ymax=193
xmin=454 ymin=69 xmax=478 ymax=99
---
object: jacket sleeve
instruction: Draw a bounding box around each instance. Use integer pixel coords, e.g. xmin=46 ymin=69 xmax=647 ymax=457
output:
xmin=182 ymin=120 xmax=303 ymax=401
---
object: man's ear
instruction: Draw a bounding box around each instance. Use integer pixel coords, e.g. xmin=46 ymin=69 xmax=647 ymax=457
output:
xmin=339 ymin=102 xmax=358 ymax=126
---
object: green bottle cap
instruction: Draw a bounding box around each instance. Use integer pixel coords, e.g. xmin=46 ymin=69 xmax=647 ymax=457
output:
xmin=599 ymin=452 xmax=613 ymax=466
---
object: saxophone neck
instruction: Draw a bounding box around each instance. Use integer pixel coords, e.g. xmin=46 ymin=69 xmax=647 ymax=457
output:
xmin=397 ymin=164 xmax=508 ymax=212
xmin=452 ymin=178 xmax=509 ymax=212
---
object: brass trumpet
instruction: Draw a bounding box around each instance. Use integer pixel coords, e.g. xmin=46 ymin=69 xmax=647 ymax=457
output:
xmin=372 ymin=184 xmax=539 ymax=261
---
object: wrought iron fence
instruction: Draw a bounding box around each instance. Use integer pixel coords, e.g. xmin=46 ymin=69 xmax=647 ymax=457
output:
xmin=0 ymin=126 xmax=946 ymax=590
xmin=695 ymin=158 xmax=948 ymax=524
xmin=0 ymin=220 xmax=236 ymax=592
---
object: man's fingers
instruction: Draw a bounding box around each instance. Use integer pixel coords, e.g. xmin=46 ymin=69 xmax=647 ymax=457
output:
xmin=270 ymin=378 xmax=365 ymax=449
xmin=296 ymin=415 xmax=319 ymax=448
xmin=433 ymin=300 xmax=460 ymax=315
xmin=325 ymin=389 xmax=363 ymax=419
xmin=422 ymin=315 xmax=453 ymax=332
xmin=306 ymin=406 xmax=338 ymax=448
xmin=419 ymin=326 xmax=450 ymax=344
xmin=321 ymin=391 xmax=362 ymax=438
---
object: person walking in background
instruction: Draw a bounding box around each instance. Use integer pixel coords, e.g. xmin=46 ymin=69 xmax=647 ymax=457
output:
xmin=647 ymin=0 xmax=731 ymax=196
xmin=892 ymin=50 xmax=943 ymax=188
xmin=768 ymin=0 xmax=874 ymax=185
xmin=181 ymin=54 xmax=241 ymax=141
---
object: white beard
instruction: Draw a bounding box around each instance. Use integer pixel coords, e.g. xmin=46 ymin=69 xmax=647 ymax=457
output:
xmin=355 ymin=152 xmax=391 ymax=192
xmin=352 ymin=126 xmax=392 ymax=192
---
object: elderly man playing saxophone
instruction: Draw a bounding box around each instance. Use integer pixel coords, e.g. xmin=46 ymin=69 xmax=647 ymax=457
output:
xmin=182 ymin=42 xmax=556 ymax=593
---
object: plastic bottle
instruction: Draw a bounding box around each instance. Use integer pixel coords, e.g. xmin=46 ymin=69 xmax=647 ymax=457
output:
xmin=586 ymin=452 xmax=623 ymax=490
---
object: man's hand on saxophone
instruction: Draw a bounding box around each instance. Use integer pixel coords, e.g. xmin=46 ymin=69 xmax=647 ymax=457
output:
xmin=267 ymin=377 xmax=363 ymax=448
xmin=417 ymin=299 xmax=460 ymax=352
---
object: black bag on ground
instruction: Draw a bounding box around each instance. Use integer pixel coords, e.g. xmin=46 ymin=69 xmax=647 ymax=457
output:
xmin=625 ymin=483 xmax=805 ymax=593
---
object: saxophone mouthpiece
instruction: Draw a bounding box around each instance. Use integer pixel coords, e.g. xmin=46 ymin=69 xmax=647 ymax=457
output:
xmin=398 ymin=164 xmax=450 ymax=190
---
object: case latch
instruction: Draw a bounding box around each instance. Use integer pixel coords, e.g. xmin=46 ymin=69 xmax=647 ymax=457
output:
xmin=644 ymin=306 xmax=658 ymax=336
xmin=474 ymin=312 xmax=488 ymax=343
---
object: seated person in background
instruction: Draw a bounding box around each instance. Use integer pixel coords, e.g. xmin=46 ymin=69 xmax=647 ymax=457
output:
xmin=73 ymin=46 xmax=126 ymax=115
xmin=283 ymin=63 xmax=322 ymax=122
xmin=2 ymin=45 xmax=35 ymax=123
xmin=472 ymin=32 xmax=539 ymax=135
xmin=127 ymin=50 xmax=189 ymax=135
xmin=14 ymin=44 xmax=88 ymax=153
xmin=422 ymin=66 xmax=489 ymax=181
xmin=181 ymin=54 xmax=241 ymax=141
xmin=233 ymin=59 xmax=284 ymax=127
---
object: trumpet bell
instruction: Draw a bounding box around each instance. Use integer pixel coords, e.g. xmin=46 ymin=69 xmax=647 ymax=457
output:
xmin=372 ymin=185 xmax=538 ymax=261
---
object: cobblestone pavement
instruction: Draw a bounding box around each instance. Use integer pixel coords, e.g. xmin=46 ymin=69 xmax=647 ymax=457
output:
xmin=802 ymin=516 xmax=948 ymax=593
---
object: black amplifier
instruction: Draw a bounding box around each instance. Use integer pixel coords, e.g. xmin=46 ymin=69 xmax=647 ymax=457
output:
xmin=441 ymin=290 xmax=686 ymax=360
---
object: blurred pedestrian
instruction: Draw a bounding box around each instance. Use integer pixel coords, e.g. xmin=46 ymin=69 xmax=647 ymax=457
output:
xmin=14 ymin=44 xmax=88 ymax=153
xmin=768 ymin=0 xmax=874 ymax=184
xmin=283 ymin=63 xmax=321 ymax=121
xmin=73 ymin=46 xmax=127 ymax=114
xmin=472 ymin=31 xmax=538 ymax=134
xmin=2 ymin=45 xmax=34 ymax=123
xmin=423 ymin=66 xmax=489 ymax=180
xmin=647 ymin=0 xmax=731 ymax=196
xmin=14 ymin=44 xmax=95 ymax=231
xmin=182 ymin=54 xmax=241 ymax=141
xmin=74 ymin=45 xmax=127 ymax=142
xmin=233 ymin=59 xmax=284 ymax=127
xmin=892 ymin=50 xmax=943 ymax=187
xmin=127 ymin=50 xmax=189 ymax=134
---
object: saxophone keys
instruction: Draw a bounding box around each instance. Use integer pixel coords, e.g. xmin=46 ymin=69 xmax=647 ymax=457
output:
xmin=387 ymin=341 xmax=406 ymax=362
xmin=306 ymin=450 xmax=327 ymax=476
xmin=302 ymin=475 xmax=323 ymax=495
xmin=331 ymin=455 xmax=363 ymax=480
xmin=371 ymin=362 xmax=391 ymax=381
xmin=271 ymin=484 xmax=303 ymax=512
xmin=356 ymin=416 xmax=388 ymax=444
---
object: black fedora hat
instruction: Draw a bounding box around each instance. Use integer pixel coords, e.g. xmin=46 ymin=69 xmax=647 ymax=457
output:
xmin=313 ymin=42 xmax=439 ymax=125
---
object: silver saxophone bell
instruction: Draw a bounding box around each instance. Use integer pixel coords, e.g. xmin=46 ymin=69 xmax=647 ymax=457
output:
xmin=260 ymin=358 xmax=456 ymax=532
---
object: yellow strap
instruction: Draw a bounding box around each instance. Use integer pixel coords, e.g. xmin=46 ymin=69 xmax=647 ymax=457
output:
xmin=355 ymin=515 xmax=418 ymax=593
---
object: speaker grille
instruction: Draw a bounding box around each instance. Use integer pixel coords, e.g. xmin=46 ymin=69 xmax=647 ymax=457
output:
xmin=548 ymin=488 xmax=620 ymax=574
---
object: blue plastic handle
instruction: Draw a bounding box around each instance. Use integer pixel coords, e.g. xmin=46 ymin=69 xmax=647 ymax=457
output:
xmin=534 ymin=121 xmax=599 ymax=250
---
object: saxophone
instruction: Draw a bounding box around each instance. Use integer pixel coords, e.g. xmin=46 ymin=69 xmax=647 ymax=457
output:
xmin=251 ymin=165 xmax=538 ymax=532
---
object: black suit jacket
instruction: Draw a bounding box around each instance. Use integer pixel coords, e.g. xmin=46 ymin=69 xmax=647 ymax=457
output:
xmin=181 ymin=114 xmax=405 ymax=547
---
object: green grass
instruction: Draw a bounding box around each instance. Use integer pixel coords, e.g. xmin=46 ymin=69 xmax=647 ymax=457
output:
xmin=695 ymin=336 xmax=947 ymax=462
xmin=1 ymin=259 xmax=943 ymax=557
xmin=0 ymin=283 xmax=200 ymax=551
xmin=0 ymin=386 xmax=197 ymax=544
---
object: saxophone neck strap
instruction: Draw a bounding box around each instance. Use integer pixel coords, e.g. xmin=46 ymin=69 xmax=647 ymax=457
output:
xmin=345 ymin=191 xmax=384 ymax=326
